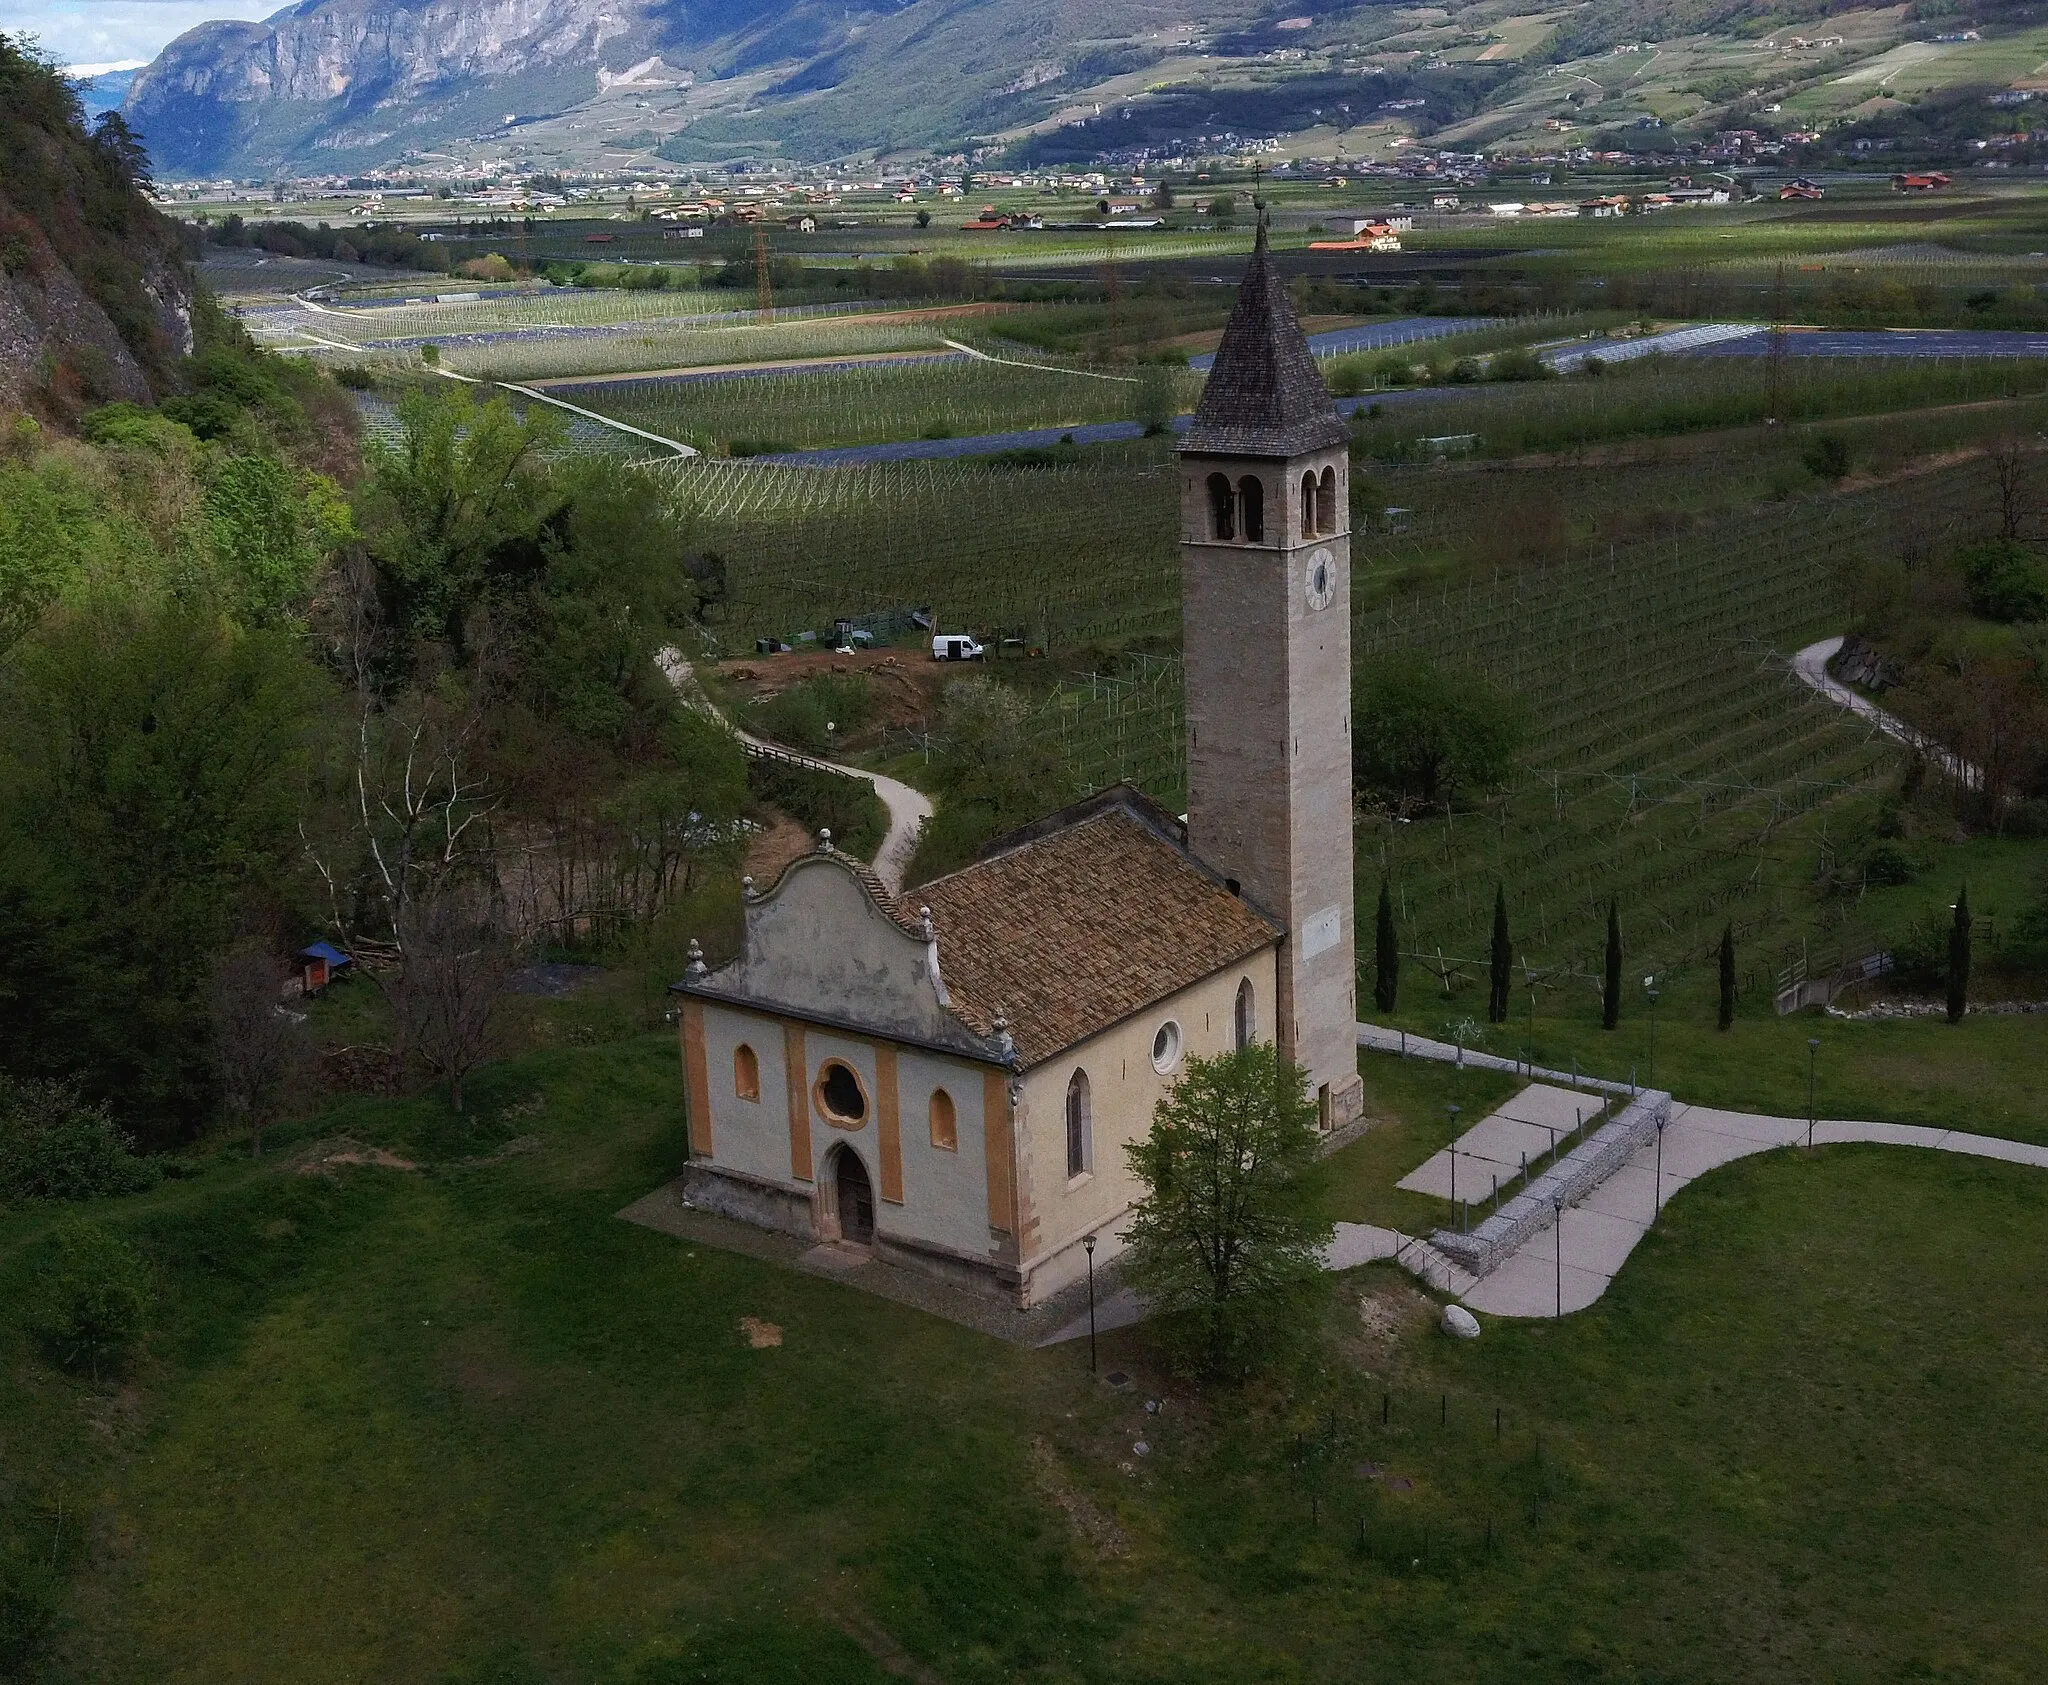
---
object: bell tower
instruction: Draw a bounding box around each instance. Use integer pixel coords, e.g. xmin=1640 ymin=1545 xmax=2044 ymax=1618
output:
xmin=1179 ymin=222 xmax=1363 ymax=1130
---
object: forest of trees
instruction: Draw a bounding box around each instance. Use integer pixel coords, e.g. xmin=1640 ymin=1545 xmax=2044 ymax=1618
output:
xmin=0 ymin=45 xmax=757 ymax=1169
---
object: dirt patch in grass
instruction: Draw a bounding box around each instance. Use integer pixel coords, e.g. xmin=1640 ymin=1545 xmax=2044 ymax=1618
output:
xmin=740 ymin=1316 xmax=783 ymax=1349
xmin=1029 ymin=1435 xmax=1130 ymax=1558
xmin=1356 ymin=1279 xmax=1438 ymax=1348
xmin=292 ymin=1137 xmax=419 ymax=1177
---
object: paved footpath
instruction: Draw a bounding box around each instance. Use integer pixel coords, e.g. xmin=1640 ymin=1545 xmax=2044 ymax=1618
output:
xmin=1345 ymin=1025 xmax=2048 ymax=1320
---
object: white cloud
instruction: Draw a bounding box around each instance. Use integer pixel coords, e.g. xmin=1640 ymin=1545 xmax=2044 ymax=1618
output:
xmin=0 ymin=2 xmax=285 ymax=69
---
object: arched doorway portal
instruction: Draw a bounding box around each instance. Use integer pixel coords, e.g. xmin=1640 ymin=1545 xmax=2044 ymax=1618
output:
xmin=833 ymin=1147 xmax=875 ymax=1245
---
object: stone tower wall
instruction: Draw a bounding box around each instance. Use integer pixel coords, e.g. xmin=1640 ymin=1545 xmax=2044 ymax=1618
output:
xmin=1180 ymin=444 xmax=1362 ymax=1127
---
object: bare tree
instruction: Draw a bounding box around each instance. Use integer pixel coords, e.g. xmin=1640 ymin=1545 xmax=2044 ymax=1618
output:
xmin=208 ymin=949 xmax=313 ymax=1158
xmin=1989 ymin=435 xmax=2031 ymax=543
xmin=305 ymin=554 xmax=502 ymax=955
xmin=385 ymin=882 xmax=519 ymax=1113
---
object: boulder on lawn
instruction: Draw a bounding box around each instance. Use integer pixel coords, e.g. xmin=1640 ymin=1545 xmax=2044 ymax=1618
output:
xmin=1441 ymin=1303 xmax=1481 ymax=1339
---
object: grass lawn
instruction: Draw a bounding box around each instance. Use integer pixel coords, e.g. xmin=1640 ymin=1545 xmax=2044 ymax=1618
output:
xmin=8 ymin=1032 xmax=2048 ymax=1682
xmin=1370 ymin=961 xmax=2048 ymax=1146
xmin=1325 ymin=1053 xmax=1523 ymax=1232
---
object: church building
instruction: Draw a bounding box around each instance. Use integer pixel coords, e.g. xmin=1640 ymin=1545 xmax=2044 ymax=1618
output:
xmin=674 ymin=225 xmax=1361 ymax=1308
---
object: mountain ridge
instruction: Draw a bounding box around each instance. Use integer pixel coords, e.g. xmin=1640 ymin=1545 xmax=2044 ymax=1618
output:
xmin=121 ymin=0 xmax=2047 ymax=178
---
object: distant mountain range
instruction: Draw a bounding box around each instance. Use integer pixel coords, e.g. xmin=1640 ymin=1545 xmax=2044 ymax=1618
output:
xmin=66 ymin=63 xmax=146 ymax=121
xmin=118 ymin=0 xmax=2045 ymax=180
xmin=122 ymin=0 xmax=1282 ymax=176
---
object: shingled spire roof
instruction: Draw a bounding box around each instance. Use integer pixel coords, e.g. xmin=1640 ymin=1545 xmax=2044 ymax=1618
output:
xmin=1183 ymin=218 xmax=1347 ymax=458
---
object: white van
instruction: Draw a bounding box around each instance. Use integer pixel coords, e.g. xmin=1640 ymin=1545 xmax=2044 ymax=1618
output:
xmin=931 ymin=634 xmax=985 ymax=662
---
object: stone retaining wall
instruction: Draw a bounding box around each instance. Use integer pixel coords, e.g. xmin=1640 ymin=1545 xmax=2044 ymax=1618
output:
xmin=1431 ymin=1089 xmax=1672 ymax=1279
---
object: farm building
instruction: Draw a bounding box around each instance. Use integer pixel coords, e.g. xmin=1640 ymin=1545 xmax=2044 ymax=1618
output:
xmin=673 ymin=224 xmax=1363 ymax=1308
xmin=1308 ymin=223 xmax=1401 ymax=251
xmin=296 ymin=941 xmax=352 ymax=995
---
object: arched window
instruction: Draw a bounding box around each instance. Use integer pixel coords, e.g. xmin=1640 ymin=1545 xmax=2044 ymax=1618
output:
xmin=733 ymin=1043 xmax=760 ymax=1102
xmin=815 ymin=1059 xmax=868 ymax=1128
xmin=1318 ymin=466 xmax=1338 ymax=536
xmin=1065 ymin=1069 xmax=1091 ymax=1179
xmin=1206 ymin=472 xmax=1235 ymax=540
xmin=1300 ymin=471 xmax=1319 ymax=538
xmin=1234 ymin=978 xmax=1256 ymax=1050
xmin=929 ymin=1087 xmax=958 ymax=1151
xmin=1238 ymin=475 xmax=1265 ymax=543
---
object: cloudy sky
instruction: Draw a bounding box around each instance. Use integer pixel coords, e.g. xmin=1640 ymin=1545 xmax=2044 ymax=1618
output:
xmin=3 ymin=0 xmax=281 ymax=70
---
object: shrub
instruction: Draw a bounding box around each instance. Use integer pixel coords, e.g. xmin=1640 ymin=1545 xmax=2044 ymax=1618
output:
xmin=1352 ymin=652 xmax=1524 ymax=808
xmin=1488 ymin=346 xmax=1551 ymax=382
xmin=80 ymin=402 xmax=185 ymax=453
xmin=750 ymin=672 xmax=874 ymax=751
xmin=747 ymin=758 xmax=887 ymax=859
xmin=158 ymin=390 xmax=242 ymax=440
xmin=28 ymin=1219 xmax=151 ymax=1380
xmin=1956 ymin=539 xmax=2048 ymax=624
xmin=0 ymin=1558 xmax=61 ymax=1678
xmin=1803 ymin=434 xmax=1852 ymax=481
xmin=1863 ymin=839 xmax=1918 ymax=886
xmin=0 ymin=1078 xmax=159 ymax=1207
xmin=1888 ymin=908 xmax=1949 ymax=991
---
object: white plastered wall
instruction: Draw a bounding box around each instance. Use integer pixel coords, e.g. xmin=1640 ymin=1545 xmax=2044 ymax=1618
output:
xmin=1011 ymin=946 xmax=1279 ymax=1304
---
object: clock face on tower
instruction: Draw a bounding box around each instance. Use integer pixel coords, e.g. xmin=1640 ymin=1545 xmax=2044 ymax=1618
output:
xmin=1304 ymin=547 xmax=1335 ymax=612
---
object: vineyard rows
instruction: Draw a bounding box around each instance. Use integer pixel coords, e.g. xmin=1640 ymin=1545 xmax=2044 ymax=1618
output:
xmin=1356 ymin=355 xmax=2048 ymax=460
xmin=654 ymin=456 xmax=1180 ymax=650
xmin=444 ymin=312 xmax=967 ymax=381
xmin=1040 ymin=461 xmax=2001 ymax=984
xmin=570 ymin=357 xmax=1192 ymax=453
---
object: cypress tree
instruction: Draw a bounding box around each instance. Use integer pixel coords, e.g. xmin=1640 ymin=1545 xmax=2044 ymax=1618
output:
xmin=1488 ymin=885 xmax=1512 ymax=1024
xmin=1373 ymin=877 xmax=1399 ymax=1015
xmin=1947 ymin=884 xmax=1971 ymax=1024
xmin=1602 ymin=899 xmax=1622 ymax=1031
xmin=1717 ymin=922 xmax=1737 ymax=1032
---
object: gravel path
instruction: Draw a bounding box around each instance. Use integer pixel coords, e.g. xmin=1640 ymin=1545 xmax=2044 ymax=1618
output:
xmin=1791 ymin=634 xmax=1979 ymax=788
xmin=655 ymin=647 xmax=931 ymax=893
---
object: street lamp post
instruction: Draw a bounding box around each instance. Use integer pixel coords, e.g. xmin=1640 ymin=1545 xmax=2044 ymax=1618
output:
xmin=1553 ymin=1197 xmax=1564 ymax=1320
xmin=1806 ymin=1038 xmax=1820 ymax=1151
xmin=1447 ymin=1104 xmax=1462 ymax=1228
xmin=1083 ymin=1233 xmax=1097 ymax=1373
xmin=1654 ymin=1111 xmax=1666 ymax=1222
xmin=1645 ymin=978 xmax=1660 ymax=1087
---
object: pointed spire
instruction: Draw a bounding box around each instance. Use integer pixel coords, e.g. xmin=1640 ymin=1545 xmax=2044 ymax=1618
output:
xmin=1184 ymin=219 xmax=1347 ymax=458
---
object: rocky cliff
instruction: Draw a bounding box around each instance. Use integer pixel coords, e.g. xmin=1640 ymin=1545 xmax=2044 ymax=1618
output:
xmin=121 ymin=0 xmax=1226 ymax=176
xmin=0 ymin=38 xmax=193 ymax=419
xmin=123 ymin=0 xmax=807 ymax=177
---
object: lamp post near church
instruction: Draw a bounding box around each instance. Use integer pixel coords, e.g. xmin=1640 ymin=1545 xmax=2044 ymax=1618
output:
xmin=1644 ymin=977 xmax=1660 ymax=1086
xmin=1806 ymin=1038 xmax=1820 ymax=1150
xmin=1447 ymin=1104 xmax=1461 ymax=1224
xmin=1083 ymin=1232 xmax=1098 ymax=1374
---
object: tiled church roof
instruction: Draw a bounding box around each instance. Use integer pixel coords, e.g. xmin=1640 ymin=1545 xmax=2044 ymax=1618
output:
xmin=912 ymin=788 xmax=1280 ymax=1067
xmin=1183 ymin=220 xmax=1349 ymax=458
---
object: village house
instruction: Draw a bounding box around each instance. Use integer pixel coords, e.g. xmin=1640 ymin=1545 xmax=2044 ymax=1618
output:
xmin=673 ymin=227 xmax=1364 ymax=1308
